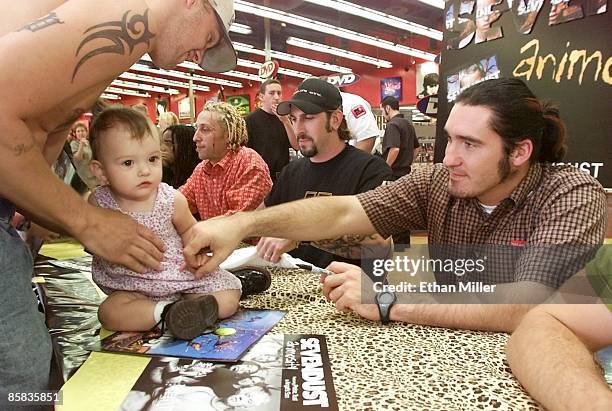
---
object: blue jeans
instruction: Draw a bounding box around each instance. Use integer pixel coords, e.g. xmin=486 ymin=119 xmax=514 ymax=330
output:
xmin=0 ymin=205 xmax=52 ymax=407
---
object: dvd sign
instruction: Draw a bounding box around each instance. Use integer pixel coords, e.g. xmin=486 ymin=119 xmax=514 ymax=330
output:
xmin=259 ymin=60 xmax=279 ymax=79
xmin=323 ymin=73 xmax=360 ymax=87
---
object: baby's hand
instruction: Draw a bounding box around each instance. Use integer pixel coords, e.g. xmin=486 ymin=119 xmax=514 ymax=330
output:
xmin=181 ymin=247 xmax=212 ymax=275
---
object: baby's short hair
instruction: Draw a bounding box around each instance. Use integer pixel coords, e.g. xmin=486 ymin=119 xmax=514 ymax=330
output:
xmin=89 ymin=106 xmax=157 ymax=160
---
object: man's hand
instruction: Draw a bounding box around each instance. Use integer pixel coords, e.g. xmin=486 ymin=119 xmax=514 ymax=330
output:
xmin=183 ymin=215 xmax=246 ymax=278
xmin=321 ymin=261 xmax=380 ymax=321
xmin=77 ymin=207 xmax=165 ymax=273
xmin=256 ymin=237 xmax=298 ymax=263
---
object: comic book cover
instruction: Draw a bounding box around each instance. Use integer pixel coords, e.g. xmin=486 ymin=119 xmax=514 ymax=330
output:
xmin=119 ymin=334 xmax=338 ymax=410
xmin=95 ymin=309 xmax=286 ymax=362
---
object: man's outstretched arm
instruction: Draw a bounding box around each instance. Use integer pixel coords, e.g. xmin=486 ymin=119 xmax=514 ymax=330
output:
xmin=185 ymin=195 xmax=377 ymax=276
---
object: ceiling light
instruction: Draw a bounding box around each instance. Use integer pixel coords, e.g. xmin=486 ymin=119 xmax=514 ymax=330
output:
xmin=133 ymin=62 xmax=243 ymax=88
xmin=139 ymin=54 xmax=261 ymax=87
xmin=234 ymin=42 xmax=352 ymax=73
xmin=119 ymin=72 xmax=210 ymax=92
xmin=112 ymin=80 xmax=179 ymax=95
xmin=417 ymin=0 xmax=445 ymax=10
xmin=286 ymin=37 xmax=393 ymax=68
xmin=101 ymin=93 xmax=121 ymax=100
xmin=237 ymin=59 xmax=312 ymax=79
xmin=276 ymin=67 xmax=312 ymax=79
xmin=230 ymin=23 xmax=253 ymax=35
xmin=105 ymin=87 xmax=150 ymax=98
xmin=235 ymin=0 xmax=436 ymax=61
xmin=302 ymin=0 xmax=443 ymax=41
xmin=220 ymin=70 xmax=262 ymax=82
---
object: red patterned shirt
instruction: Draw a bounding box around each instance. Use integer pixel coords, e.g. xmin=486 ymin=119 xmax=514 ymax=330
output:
xmin=179 ymin=147 xmax=272 ymax=220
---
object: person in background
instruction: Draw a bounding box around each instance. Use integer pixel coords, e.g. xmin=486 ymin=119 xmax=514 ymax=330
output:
xmin=0 ymin=0 xmax=239 ymax=400
xmin=340 ymin=91 xmax=381 ymax=154
xmin=179 ymin=102 xmax=272 ymax=220
xmin=506 ymin=246 xmax=612 ymax=411
xmin=380 ymin=96 xmax=420 ymax=180
xmin=157 ymin=111 xmax=179 ymax=138
xmin=161 ymin=124 xmax=201 ymax=189
xmin=69 ymin=121 xmax=99 ymax=192
xmin=88 ymin=107 xmax=241 ymax=339
xmin=246 ymin=78 xmax=298 ymax=183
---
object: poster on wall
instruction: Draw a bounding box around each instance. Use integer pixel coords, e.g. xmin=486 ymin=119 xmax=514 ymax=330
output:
xmin=436 ymin=0 xmax=611 ymax=188
xmin=178 ymin=97 xmax=191 ymax=119
xmin=227 ymin=95 xmax=251 ymax=116
xmin=380 ymin=77 xmax=402 ymax=101
xmin=156 ymin=98 xmax=169 ymax=118
xmin=416 ymin=62 xmax=440 ymax=99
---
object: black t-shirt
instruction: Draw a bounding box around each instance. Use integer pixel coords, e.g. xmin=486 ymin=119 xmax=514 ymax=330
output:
xmin=382 ymin=114 xmax=419 ymax=178
xmin=265 ymin=144 xmax=393 ymax=268
xmin=246 ymin=108 xmax=291 ymax=182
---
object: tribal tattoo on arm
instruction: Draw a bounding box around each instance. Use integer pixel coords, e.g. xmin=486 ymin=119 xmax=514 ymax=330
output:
xmin=72 ymin=9 xmax=155 ymax=81
xmin=312 ymin=234 xmax=389 ymax=260
xmin=18 ymin=12 xmax=64 ymax=32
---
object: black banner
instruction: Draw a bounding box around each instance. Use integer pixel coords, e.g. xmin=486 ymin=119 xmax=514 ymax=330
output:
xmin=435 ymin=0 xmax=611 ymax=188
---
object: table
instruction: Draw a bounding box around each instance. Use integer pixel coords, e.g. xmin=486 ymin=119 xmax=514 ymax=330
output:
xmin=36 ymin=256 xmax=542 ymax=410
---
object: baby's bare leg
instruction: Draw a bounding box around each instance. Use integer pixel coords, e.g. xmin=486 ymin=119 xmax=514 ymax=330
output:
xmin=184 ymin=289 xmax=241 ymax=319
xmin=99 ymin=291 xmax=158 ymax=331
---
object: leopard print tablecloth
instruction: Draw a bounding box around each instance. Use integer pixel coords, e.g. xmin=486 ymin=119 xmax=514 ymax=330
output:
xmin=241 ymin=267 xmax=541 ymax=411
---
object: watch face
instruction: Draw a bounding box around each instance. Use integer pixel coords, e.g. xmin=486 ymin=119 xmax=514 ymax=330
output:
xmin=378 ymin=291 xmax=395 ymax=305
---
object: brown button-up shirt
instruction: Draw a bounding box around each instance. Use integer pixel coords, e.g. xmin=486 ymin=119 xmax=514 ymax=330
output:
xmin=357 ymin=163 xmax=606 ymax=287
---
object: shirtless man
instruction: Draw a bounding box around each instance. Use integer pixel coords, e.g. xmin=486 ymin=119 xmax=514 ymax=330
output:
xmin=0 ymin=0 xmax=237 ymax=401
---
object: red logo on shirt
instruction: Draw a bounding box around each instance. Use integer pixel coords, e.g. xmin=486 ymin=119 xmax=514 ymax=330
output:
xmin=351 ymin=105 xmax=366 ymax=119
xmin=511 ymin=239 xmax=526 ymax=246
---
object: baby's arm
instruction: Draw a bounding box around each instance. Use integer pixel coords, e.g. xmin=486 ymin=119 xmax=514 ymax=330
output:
xmin=173 ymin=191 xmax=198 ymax=240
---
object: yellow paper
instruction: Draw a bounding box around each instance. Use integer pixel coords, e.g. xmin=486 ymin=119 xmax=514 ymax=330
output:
xmin=40 ymin=239 xmax=87 ymax=260
xmin=58 ymin=352 xmax=150 ymax=411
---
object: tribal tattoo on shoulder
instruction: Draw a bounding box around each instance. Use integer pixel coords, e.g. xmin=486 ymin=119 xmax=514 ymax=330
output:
xmin=18 ymin=12 xmax=64 ymax=32
xmin=71 ymin=9 xmax=155 ymax=81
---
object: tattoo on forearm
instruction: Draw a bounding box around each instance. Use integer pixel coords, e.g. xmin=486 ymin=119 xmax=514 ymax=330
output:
xmin=18 ymin=12 xmax=64 ymax=32
xmin=314 ymin=234 xmax=382 ymax=259
xmin=13 ymin=143 xmax=35 ymax=156
xmin=72 ymin=9 xmax=155 ymax=81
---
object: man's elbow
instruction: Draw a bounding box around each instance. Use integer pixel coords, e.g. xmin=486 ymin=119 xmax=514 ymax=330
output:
xmin=355 ymin=137 xmax=375 ymax=153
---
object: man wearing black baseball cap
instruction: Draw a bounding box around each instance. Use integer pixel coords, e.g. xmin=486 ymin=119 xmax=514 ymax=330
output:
xmin=276 ymin=78 xmax=344 ymax=116
xmin=256 ymin=78 xmax=392 ymax=269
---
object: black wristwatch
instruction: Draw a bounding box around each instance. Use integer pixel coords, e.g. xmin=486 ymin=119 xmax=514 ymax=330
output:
xmin=376 ymin=291 xmax=396 ymax=325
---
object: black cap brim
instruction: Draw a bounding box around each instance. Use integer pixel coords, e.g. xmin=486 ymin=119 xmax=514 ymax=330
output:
xmin=276 ymin=100 xmax=325 ymax=116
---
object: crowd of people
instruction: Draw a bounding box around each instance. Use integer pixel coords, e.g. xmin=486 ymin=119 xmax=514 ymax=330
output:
xmin=0 ymin=1 xmax=609 ymax=410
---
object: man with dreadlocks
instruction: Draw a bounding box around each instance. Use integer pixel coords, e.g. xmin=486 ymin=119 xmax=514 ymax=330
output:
xmin=179 ymin=102 xmax=272 ymax=221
